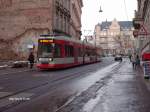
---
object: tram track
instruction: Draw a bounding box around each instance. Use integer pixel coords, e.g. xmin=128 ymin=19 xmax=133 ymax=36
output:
xmin=0 ymin=68 xmax=95 ymax=100
xmin=0 ymin=61 xmax=108 ymax=85
xmin=0 ymin=59 xmax=117 ymax=111
xmin=0 ymin=65 xmax=96 ymax=85
xmin=0 ymin=68 xmax=36 ymax=76
xmin=0 ymin=64 xmax=109 ymax=111
xmin=0 ymin=60 xmax=116 ymax=101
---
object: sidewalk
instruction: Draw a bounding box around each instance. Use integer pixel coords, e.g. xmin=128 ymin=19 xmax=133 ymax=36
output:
xmin=136 ymin=65 xmax=150 ymax=91
xmin=0 ymin=60 xmax=12 ymax=69
xmin=0 ymin=60 xmax=36 ymax=75
xmin=86 ymin=61 xmax=150 ymax=112
xmin=0 ymin=60 xmax=29 ymax=68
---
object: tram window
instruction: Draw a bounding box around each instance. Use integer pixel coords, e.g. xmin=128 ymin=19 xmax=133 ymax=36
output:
xmin=70 ymin=46 xmax=74 ymax=57
xmin=75 ymin=48 xmax=78 ymax=56
xmin=85 ymin=48 xmax=88 ymax=56
xmin=65 ymin=45 xmax=74 ymax=57
xmin=77 ymin=48 xmax=79 ymax=57
xmin=86 ymin=48 xmax=90 ymax=56
xmin=78 ymin=48 xmax=83 ymax=57
xmin=54 ymin=44 xmax=61 ymax=58
xmin=38 ymin=43 xmax=53 ymax=58
xmin=90 ymin=49 xmax=94 ymax=56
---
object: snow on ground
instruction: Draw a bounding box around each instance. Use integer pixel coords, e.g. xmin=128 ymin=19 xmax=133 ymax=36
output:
xmin=82 ymin=62 xmax=120 ymax=112
xmin=56 ymin=62 xmax=120 ymax=112
xmin=82 ymin=88 xmax=106 ymax=112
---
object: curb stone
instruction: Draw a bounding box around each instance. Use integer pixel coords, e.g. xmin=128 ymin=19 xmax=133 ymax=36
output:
xmin=0 ymin=65 xmax=8 ymax=70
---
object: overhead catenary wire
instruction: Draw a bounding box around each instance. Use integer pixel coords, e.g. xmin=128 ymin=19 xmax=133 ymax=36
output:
xmin=123 ymin=0 xmax=129 ymax=21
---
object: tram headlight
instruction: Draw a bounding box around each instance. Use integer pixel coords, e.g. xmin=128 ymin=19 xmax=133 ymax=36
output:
xmin=39 ymin=58 xmax=42 ymax=61
xmin=38 ymin=58 xmax=52 ymax=62
xmin=49 ymin=58 xmax=53 ymax=61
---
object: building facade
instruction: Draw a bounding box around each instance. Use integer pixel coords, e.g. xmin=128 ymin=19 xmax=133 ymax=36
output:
xmin=94 ymin=19 xmax=134 ymax=56
xmin=0 ymin=0 xmax=83 ymax=60
xmin=133 ymin=0 xmax=150 ymax=56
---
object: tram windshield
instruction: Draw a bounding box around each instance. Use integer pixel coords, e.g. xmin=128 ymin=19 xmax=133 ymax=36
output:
xmin=38 ymin=42 xmax=54 ymax=58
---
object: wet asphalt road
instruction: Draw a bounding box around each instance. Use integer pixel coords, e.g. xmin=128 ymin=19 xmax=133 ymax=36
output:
xmin=0 ymin=57 xmax=114 ymax=112
xmin=0 ymin=57 xmax=150 ymax=112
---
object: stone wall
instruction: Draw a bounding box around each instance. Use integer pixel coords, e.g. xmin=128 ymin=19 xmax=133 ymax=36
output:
xmin=12 ymin=28 xmax=49 ymax=60
xmin=0 ymin=0 xmax=83 ymax=60
xmin=0 ymin=0 xmax=53 ymax=60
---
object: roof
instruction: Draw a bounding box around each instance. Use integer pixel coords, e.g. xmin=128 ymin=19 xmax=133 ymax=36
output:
xmin=100 ymin=21 xmax=133 ymax=30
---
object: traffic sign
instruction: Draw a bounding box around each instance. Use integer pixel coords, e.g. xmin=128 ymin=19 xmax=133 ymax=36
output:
xmin=138 ymin=25 xmax=148 ymax=35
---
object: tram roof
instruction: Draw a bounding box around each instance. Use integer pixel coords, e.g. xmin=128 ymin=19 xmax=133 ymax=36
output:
xmin=39 ymin=35 xmax=94 ymax=47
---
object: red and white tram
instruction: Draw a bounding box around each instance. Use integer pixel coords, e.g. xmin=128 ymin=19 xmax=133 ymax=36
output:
xmin=36 ymin=35 xmax=101 ymax=69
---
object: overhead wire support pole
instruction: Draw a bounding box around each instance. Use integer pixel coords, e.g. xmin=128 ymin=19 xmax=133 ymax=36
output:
xmin=83 ymin=30 xmax=92 ymax=42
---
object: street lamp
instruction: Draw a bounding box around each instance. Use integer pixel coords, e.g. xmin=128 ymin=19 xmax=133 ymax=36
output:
xmin=99 ymin=6 xmax=103 ymax=13
xmin=95 ymin=6 xmax=103 ymax=58
xmin=94 ymin=32 xmax=97 ymax=60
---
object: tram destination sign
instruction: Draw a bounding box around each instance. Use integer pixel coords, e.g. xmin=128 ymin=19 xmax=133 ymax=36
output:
xmin=39 ymin=39 xmax=53 ymax=43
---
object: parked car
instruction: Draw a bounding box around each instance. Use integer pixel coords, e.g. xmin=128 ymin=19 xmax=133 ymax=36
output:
xmin=114 ymin=55 xmax=122 ymax=61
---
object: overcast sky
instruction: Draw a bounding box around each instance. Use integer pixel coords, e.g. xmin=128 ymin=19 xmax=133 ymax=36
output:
xmin=81 ymin=0 xmax=137 ymax=36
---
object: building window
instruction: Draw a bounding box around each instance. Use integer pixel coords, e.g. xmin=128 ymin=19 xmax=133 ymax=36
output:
xmin=67 ymin=17 xmax=70 ymax=33
xmin=111 ymin=32 xmax=113 ymax=36
xmin=54 ymin=0 xmax=71 ymax=35
xmin=103 ymin=32 xmax=106 ymax=36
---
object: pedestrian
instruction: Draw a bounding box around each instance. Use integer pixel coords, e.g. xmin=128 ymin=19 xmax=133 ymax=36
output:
xmin=135 ymin=55 xmax=140 ymax=68
xmin=129 ymin=54 xmax=132 ymax=62
xmin=28 ymin=52 xmax=35 ymax=69
xmin=131 ymin=53 xmax=136 ymax=69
